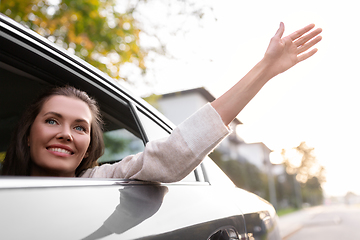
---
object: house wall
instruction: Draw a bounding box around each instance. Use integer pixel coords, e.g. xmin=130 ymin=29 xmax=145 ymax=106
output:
xmin=157 ymin=92 xmax=209 ymax=125
xmin=238 ymin=143 xmax=269 ymax=172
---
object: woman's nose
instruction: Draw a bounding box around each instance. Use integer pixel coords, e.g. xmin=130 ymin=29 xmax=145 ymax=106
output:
xmin=56 ymin=127 xmax=73 ymax=141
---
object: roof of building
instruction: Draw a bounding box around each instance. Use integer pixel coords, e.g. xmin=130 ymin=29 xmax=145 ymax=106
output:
xmin=161 ymin=87 xmax=215 ymax=102
xmin=161 ymin=87 xmax=242 ymax=125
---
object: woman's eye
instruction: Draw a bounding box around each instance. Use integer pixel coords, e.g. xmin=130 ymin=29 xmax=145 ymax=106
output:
xmin=46 ymin=119 xmax=57 ymax=125
xmin=74 ymin=126 xmax=86 ymax=132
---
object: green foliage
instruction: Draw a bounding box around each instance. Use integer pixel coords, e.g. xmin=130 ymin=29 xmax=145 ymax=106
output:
xmin=210 ymin=150 xmax=269 ymax=200
xmin=0 ymin=152 xmax=5 ymax=163
xmin=210 ymin=142 xmax=326 ymax=209
xmin=1 ymin=0 xmax=146 ymax=81
xmin=301 ymin=176 xmax=324 ymax=205
xmin=142 ymin=94 xmax=162 ymax=110
xmin=279 ymin=141 xmax=326 ymax=208
xmin=275 ymin=170 xmax=295 ymax=206
xmin=1 ymin=0 xmax=214 ymax=84
xmin=103 ymin=133 xmax=131 ymax=155
xmin=276 ymin=207 xmax=298 ymax=217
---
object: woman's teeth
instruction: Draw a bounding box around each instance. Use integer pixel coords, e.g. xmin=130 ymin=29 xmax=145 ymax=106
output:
xmin=48 ymin=148 xmax=72 ymax=154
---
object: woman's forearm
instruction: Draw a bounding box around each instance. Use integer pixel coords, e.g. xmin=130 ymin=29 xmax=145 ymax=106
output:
xmin=211 ymin=59 xmax=274 ymax=126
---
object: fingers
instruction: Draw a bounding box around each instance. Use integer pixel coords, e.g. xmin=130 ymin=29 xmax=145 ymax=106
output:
xmin=286 ymin=23 xmax=322 ymax=62
xmin=298 ymin=48 xmax=318 ymax=63
xmin=297 ymin=35 xmax=322 ymax=55
xmin=289 ymin=23 xmax=316 ymax=41
xmin=294 ymin=27 xmax=322 ymax=47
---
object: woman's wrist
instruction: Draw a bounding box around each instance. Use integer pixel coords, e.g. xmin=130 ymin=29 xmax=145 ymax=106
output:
xmin=256 ymin=57 xmax=279 ymax=81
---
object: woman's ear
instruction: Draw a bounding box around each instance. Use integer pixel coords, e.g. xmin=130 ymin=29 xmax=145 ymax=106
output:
xmin=27 ymin=137 xmax=30 ymax=147
xmin=84 ymin=152 xmax=89 ymax=158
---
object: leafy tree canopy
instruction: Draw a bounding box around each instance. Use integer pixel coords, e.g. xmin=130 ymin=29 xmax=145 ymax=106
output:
xmin=1 ymin=0 xmax=144 ymax=80
xmin=282 ymin=142 xmax=326 ymax=184
xmin=1 ymin=0 xmax=213 ymax=84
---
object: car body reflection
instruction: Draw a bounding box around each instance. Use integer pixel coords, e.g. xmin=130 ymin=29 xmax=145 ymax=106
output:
xmin=83 ymin=185 xmax=168 ymax=239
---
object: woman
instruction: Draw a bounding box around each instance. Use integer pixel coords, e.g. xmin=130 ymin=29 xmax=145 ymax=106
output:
xmin=2 ymin=23 xmax=322 ymax=182
xmin=2 ymin=87 xmax=104 ymax=177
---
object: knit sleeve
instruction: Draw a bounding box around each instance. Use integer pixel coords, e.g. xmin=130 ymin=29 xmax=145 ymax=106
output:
xmin=80 ymin=103 xmax=231 ymax=182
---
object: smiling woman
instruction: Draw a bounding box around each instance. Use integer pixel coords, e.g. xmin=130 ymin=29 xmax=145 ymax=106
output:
xmin=2 ymin=86 xmax=105 ymax=177
xmin=2 ymin=85 xmax=232 ymax=182
xmin=28 ymin=95 xmax=93 ymax=177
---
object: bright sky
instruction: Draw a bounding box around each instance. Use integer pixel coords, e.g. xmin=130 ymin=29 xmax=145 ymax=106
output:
xmin=133 ymin=0 xmax=360 ymax=197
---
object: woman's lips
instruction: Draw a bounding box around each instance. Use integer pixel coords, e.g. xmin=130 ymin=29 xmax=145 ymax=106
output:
xmin=46 ymin=145 xmax=74 ymax=156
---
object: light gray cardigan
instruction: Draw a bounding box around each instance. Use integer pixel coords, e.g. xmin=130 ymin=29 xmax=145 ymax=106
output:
xmin=80 ymin=103 xmax=231 ymax=182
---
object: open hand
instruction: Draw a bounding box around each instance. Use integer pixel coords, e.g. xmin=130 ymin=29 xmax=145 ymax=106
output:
xmin=264 ymin=22 xmax=322 ymax=77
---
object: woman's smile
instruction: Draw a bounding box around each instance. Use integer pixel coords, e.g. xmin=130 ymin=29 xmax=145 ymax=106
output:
xmin=28 ymin=95 xmax=92 ymax=177
xmin=47 ymin=145 xmax=74 ymax=156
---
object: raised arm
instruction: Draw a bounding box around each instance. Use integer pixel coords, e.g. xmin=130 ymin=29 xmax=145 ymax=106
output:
xmin=211 ymin=22 xmax=322 ymax=126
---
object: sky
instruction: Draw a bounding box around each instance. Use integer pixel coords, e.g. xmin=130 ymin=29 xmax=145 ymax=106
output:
xmin=130 ymin=0 xmax=360 ymax=197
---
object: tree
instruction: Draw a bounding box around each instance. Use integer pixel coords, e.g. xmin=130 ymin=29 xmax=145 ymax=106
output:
xmin=282 ymin=142 xmax=326 ymax=184
xmin=301 ymin=176 xmax=324 ymax=205
xmin=1 ymin=0 xmax=144 ymax=80
xmin=275 ymin=170 xmax=299 ymax=208
xmin=281 ymin=142 xmax=326 ymax=207
xmin=1 ymin=0 xmax=213 ymax=84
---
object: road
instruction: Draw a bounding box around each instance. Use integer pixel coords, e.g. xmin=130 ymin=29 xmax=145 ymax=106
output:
xmin=278 ymin=204 xmax=360 ymax=240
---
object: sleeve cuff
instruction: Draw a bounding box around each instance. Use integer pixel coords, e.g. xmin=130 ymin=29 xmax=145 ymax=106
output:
xmin=177 ymin=103 xmax=232 ymax=157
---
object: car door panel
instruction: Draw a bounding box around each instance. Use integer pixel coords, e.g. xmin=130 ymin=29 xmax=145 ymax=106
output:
xmin=0 ymin=180 xmax=246 ymax=240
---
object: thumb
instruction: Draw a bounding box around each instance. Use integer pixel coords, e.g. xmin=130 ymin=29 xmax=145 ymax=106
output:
xmin=274 ymin=22 xmax=285 ymax=39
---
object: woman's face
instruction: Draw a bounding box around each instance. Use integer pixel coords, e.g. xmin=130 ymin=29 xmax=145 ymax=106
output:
xmin=28 ymin=95 xmax=92 ymax=177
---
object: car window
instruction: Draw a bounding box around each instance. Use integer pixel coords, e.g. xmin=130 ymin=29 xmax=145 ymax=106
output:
xmin=98 ymin=126 xmax=144 ymax=164
xmin=0 ymin=61 xmax=199 ymax=182
xmin=0 ymin=63 xmax=145 ymax=172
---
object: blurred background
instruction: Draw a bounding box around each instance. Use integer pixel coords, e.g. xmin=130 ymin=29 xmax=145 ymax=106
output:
xmin=2 ymin=0 xmax=359 ymax=214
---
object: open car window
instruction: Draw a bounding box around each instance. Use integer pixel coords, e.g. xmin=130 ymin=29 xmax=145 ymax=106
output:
xmin=0 ymin=63 xmax=198 ymax=182
xmin=0 ymin=57 xmax=199 ymax=182
xmin=0 ymin=63 xmax=146 ymax=168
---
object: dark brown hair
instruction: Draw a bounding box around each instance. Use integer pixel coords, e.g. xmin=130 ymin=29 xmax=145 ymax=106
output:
xmin=2 ymin=86 xmax=104 ymax=176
